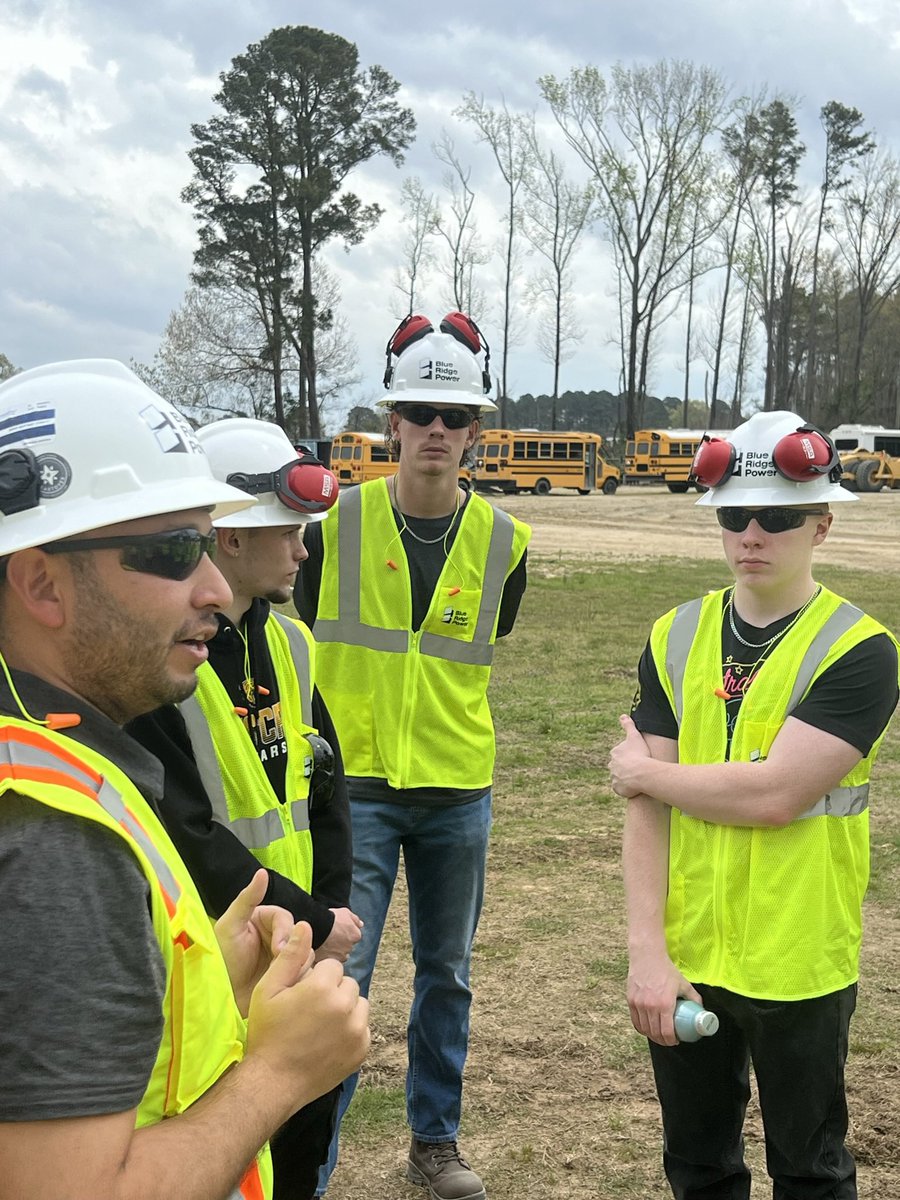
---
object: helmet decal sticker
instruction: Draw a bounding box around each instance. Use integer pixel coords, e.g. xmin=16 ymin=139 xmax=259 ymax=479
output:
xmin=0 ymin=404 xmax=55 ymax=450
xmin=36 ymin=453 xmax=72 ymax=499
xmin=139 ymin=403 xmax=202 ymax=455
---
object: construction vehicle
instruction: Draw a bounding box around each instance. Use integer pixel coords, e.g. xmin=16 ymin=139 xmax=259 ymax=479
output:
xmin=830 ymin=424 xmax=900 ymax=492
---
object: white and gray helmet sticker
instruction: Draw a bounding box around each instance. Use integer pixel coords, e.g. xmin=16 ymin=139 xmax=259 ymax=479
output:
xmin=36 ymin=453 xmax=73 ymax=498
xmin=139 ymin=403 xmax=202 ymax=455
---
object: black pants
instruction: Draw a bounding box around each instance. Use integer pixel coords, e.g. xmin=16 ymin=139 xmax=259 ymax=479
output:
xmin=648 ymin=983 xmax=858 ymax=1200
xmin=270 ymin=1086 xmax=341 ymax=1200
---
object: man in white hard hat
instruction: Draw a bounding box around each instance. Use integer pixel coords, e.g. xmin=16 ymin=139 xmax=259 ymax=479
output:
xmin=128 ymin=417 xmax=362 ymax=1200
xmin=609 ymin=411 xmax=899 ymax=1199
xmin=0 ymin=362 xmax=369 ymax=1200
xmin=296 ymin=313 xmax=531 ymax=1200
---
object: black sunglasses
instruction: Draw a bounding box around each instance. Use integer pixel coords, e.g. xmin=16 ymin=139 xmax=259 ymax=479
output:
xmin=41 ymin=528 xmax=217 ymax=581
xmin=717 ymin=507 xmax=827 ymax=534
xmin=394 ymin=404 xmax=475 ymax=430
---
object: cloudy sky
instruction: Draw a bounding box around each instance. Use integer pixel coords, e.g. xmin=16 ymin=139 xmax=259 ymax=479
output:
xmin=3 ymin=0 xmax=900 ymax=425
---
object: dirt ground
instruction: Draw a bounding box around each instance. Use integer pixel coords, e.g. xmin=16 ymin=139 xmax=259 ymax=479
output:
xmin=328 ymin=484 xmax=900 ymax=1200
xmin=487 ymin=483 xmax=900 ymax=571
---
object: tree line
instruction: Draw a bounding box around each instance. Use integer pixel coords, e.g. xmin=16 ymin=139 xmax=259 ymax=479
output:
xmin=128 ymin=26 xmax=900 ymax=440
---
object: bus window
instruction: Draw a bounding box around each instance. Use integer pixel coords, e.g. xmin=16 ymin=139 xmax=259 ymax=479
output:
xmin=636 ymin=441 xmax=649 ymax=455
xmin=486 ymin=444 xmax=500 ymax=457
xmin=353 ymin=446 xmax=362 ymax=460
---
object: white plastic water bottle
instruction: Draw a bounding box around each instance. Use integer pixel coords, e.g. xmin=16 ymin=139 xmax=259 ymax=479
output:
xmin=674 ymin=999 xmax=719 ymax=1043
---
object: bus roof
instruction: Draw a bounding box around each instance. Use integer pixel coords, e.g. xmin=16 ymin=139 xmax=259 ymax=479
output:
xmin=332 ymin=430 xmax=384 ymax=442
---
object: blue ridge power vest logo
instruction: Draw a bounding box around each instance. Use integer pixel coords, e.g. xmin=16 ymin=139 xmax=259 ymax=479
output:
xmin=441 ymin=605 xmax=470 ymax=628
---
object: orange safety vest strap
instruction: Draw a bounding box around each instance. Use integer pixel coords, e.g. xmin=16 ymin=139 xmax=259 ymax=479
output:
xmin=236 ymin=1160 xmax=266 ymax=1200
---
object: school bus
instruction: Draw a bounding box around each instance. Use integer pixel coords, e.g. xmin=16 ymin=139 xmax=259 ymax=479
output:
xmin=473 ymin=430 xmax=620 ymax=495
xmin=624 ymin=428 xmax=729 ymax=492
xmin=330 ymin=431 xmax=471 ymax=486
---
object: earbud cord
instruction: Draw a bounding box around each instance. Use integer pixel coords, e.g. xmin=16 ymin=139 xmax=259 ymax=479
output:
xmin=0 ymin=648 xmax=81 ymax=730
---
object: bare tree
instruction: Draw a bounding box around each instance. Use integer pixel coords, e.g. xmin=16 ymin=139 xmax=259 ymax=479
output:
xmin=804 ymin=102 xmax=874 ymax=414
xmin=456 ymin=95 xmax=531 ymax=422
xmin=433 ymin=132 xmax=489 ymax=319
xmin=519 ymin=116 xmax=595 ymax=429
xmin=540 ymin=59 xmax=730 ymax=435
xmin=392 ymin=176 xmax=440 ymax=318
xmin=837 ymin=150 xmax=900 ymax=417
xmin=135 ymin=260 xmax=359 ymax=436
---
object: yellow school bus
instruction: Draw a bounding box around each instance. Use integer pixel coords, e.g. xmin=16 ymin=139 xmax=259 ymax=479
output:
xmin=330 ymin=432 xmax=394 ymax=485
xmin=624 ymin=428 xmax=728 ymax=492
xmin=473 ymin=429 xmax=620 ymax=495
xmin=330 ymin=431 xmax=471 ymax=486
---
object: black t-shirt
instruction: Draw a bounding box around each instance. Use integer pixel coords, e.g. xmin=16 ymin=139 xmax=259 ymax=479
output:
xmin=632 ymin=590 xmax=899 ymax=758
xmin=294 ymin=486 xmax=528 ymax=808
xmin=0 ymin=671 xmax=166 ymax=1122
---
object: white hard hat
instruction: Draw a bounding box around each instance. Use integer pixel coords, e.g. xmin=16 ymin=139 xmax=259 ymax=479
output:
xmin=694 ymin=410 xmax=855 ymax=506
xmin=197 ymin=418 xmax=338 ymax=528
xmin=0 ymin=360 xmax=255 ymax=556
xmin=377 ymin=312 xmax=498 ymax=413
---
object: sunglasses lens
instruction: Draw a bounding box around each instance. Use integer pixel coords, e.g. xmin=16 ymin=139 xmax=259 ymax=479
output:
xmin=717 ymin=508 xmax=809 ymax=534
xmin=120 ymin=530 xmax=213 ymax=580
xmin=399 ymin=405 xmax=472 ymax=429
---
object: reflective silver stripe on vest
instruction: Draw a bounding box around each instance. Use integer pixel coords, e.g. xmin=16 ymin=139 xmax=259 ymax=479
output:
xmin=797 ymin=783 xmax=870 ymax=820
xmin=313 ymin=485 xmax=408 ymax=653
xmin=179 ymin=695 xmax=232 ymax=828
xmin=0 ymin=729 xmax=181 ymax=905
xmin=179 ymin=699 xmax=311 ymax=849
xmin=270 ymin=611 xmax=313 ymax=726
xmin=785 ymin=601 xmax=865 ymax=714
xmin=315 ymin=486 xmax=515 ymax=666
xmin=665 ymin=598 xmax=703 ymax=723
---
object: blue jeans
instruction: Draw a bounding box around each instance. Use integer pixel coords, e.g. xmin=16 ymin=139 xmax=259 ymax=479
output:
xmin=316 ymin=791 xmax=492 ymax=1194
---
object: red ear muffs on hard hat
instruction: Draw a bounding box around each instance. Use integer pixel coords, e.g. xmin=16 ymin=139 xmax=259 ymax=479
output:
xmin=440 ymin=312 xmax=492 ymax=394
xmin=383 ymin=314 xmax=434 ymax=388
xmin=227 ymin=453 xmax=338 ymax=516
xmin=690 ymin=435 xmax=736 ymax=489
xmin=772 ymin=426 xmax=842 ymax=484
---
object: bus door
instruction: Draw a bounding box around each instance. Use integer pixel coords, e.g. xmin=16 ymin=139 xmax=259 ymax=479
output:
xmin=585 ymin=446 xmax=596 ymax=490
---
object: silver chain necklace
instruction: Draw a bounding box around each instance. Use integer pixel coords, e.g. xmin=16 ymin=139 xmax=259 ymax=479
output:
xmin=390 ymin=478 xmax=461 ymax=545
xmin=726 ymin=584 xmax=822 ymax=650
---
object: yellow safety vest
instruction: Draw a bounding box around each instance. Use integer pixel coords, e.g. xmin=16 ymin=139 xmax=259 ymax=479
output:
xmin=0 ymin=717 xmax=271 ymax=1199
xmin=649 ymin=585 xmax=897 ymax=1000
xmin=314 ymin=479 xmax=531 ymax=790
xmin=180 ymin=612 xmax=317 ymax=893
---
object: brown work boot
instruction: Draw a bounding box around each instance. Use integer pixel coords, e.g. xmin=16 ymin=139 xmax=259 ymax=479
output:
xmin=406 ymin=1138 xmax=486 ymax=1200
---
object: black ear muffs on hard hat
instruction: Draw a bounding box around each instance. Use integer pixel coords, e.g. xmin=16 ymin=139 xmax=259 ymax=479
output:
xmin=690 ymin=435 xmax=736 ymax=489
xmin=772 ymin=426 xmax=842 ymax=484
xmin=227 ymin=452 xmax=338 ymax=515
xmin=0 ymin=448 xmax=42 ymax=516
xmin=440 ymin=312 xmax=492 ymax=394
xmin=383 ymin=314 xmax=434 ymax=388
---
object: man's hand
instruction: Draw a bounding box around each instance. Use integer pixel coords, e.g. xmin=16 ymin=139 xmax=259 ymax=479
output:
xmin=247 ymin=930 xmax=370 ymax=1113
xmin=609 ymin=714 xmax=653 ymax=798
xmin=627 ymin=947 xmax=702 ymax=1047
xmin=315 ymin=907 xmax=364 ymax=963
xmin=215 ymin=869 xmax=304 ymax=1015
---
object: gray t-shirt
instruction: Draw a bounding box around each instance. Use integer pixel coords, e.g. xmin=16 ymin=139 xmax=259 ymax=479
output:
xmin=0 ymin=672 xmax=166 ymax=1121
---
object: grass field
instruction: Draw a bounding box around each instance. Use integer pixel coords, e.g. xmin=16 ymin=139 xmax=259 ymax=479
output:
xmin=326 ymin=533 xmax=900 ymax=1199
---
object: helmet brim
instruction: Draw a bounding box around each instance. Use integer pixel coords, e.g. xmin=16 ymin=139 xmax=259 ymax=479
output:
xmin=0 ymin=479 xmax=256 ymax=557
xmin=376 ymin=391 xmax=497 ymax=413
